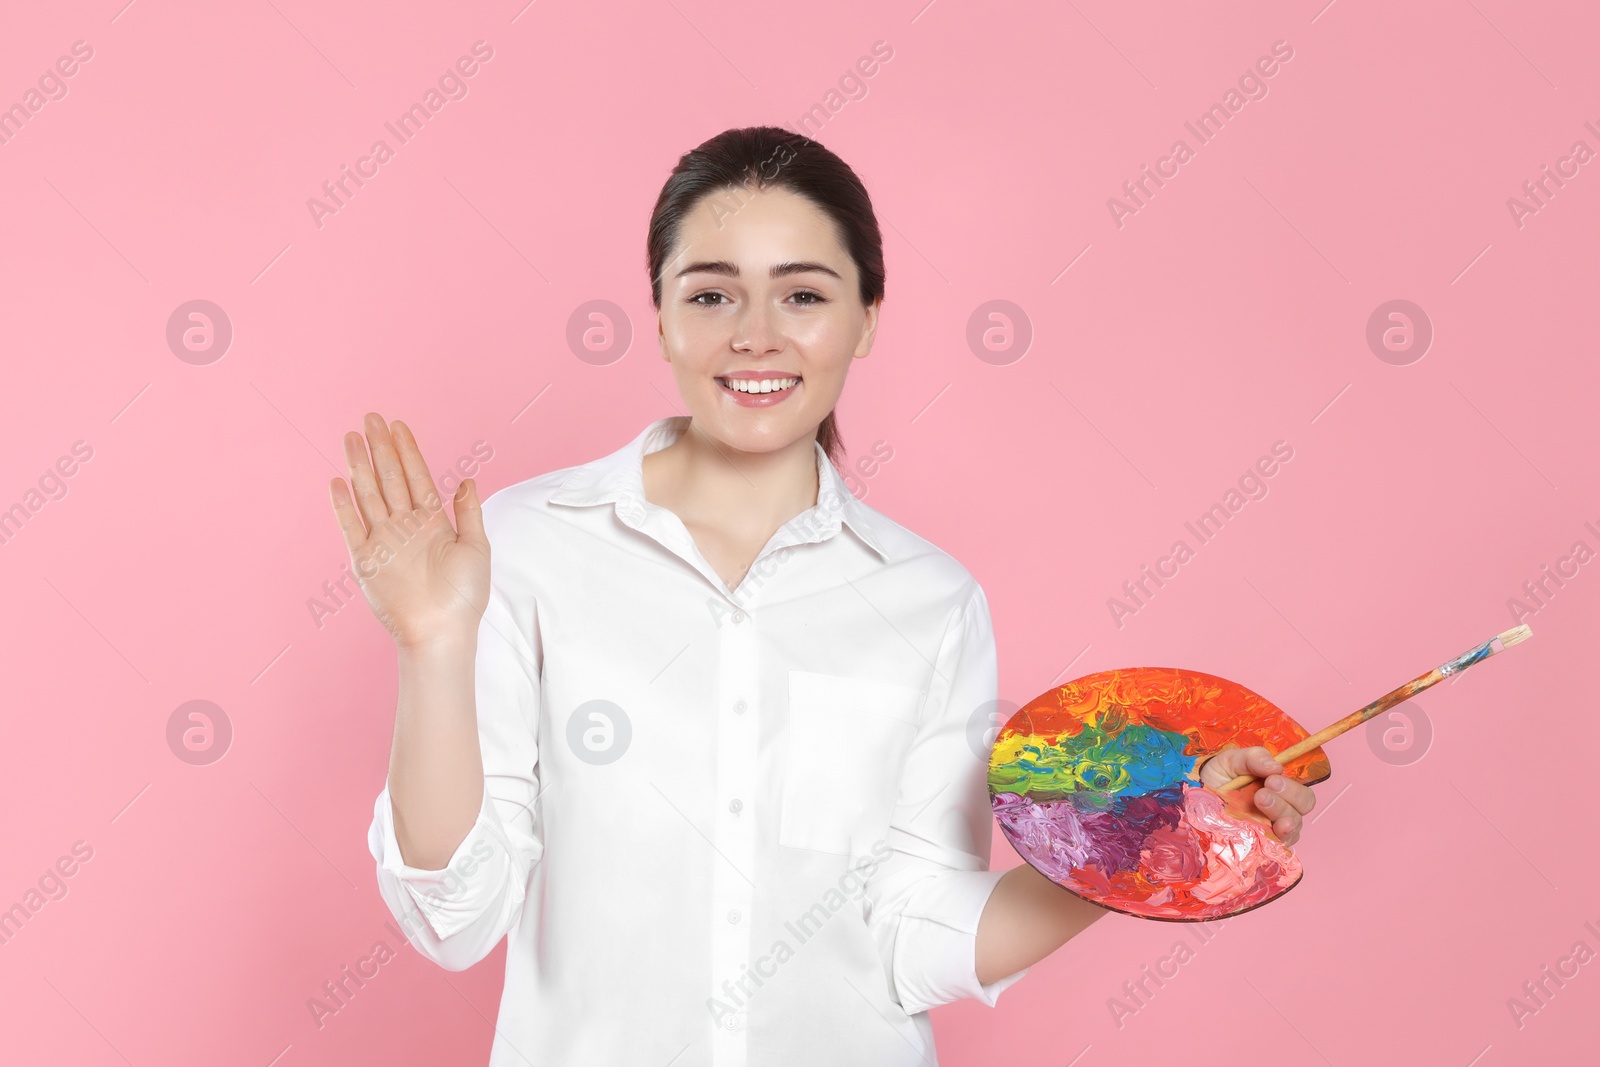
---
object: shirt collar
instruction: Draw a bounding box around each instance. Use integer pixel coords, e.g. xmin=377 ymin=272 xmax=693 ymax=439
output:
xmin=549 ymin=415 xmax=891 ymax=561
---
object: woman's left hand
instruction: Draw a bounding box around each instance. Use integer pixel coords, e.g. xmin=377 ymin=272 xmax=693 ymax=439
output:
xmin=1199 ymin=746 xmax=1317 ymax=846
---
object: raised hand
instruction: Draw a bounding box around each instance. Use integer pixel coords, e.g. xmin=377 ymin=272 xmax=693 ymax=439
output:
xmin=328 ymin=412 xmax=490 ymax=650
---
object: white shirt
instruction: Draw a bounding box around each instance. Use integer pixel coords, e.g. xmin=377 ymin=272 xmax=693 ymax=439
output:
xmin=367 ymin=415 xmax=1029 ymax=1066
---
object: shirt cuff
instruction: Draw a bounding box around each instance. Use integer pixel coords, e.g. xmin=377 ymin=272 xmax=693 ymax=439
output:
xmin=367 ymin=781 xmax=523 ymax=941
xmin=894 ymin=867 xmax=1031 ymax=1013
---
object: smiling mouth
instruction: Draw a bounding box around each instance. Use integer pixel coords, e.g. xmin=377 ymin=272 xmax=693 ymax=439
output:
xmin=716 ymin=375 xmax=801 ymax=395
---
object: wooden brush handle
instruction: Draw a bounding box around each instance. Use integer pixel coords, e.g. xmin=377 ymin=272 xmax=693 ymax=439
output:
xmin=1212 ymin=629 xmax=1522 ymax=793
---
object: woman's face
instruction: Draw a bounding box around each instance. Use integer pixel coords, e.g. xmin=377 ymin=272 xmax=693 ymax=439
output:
xmin=657 ymin=185 xmax=879 ymax=456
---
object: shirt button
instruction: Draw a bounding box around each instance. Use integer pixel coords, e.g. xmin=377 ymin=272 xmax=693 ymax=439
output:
xmin=727 ymin=909 xmax=741 ymax=923
xmin=731 ymin=609 xmax=746 ymax=624
xmin=728 ymin=798 xmax=743 ymax=814
xmin=723 ymin=1013 xmax=743 ymax=1030
xmin=733 ymin=699 xmax=747 ymax=714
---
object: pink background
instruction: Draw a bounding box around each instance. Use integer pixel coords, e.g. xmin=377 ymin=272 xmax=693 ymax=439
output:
xmin=2 ymin=0 xmax=1595 ymax=1063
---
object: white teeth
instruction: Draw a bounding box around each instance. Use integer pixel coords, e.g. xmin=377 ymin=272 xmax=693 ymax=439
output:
xmin=722 ymin=377 xmax=797 ymax=394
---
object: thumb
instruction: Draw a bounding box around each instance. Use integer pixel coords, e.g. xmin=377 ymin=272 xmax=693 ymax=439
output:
xmin=1201 ymin=744 xmax=1280 ymax=786
xmin=453 ymin=478 xmax=487 ymax=548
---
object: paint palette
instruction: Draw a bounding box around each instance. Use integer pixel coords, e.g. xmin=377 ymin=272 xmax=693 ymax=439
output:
xmin=988 ymin=667 xmax=1332 ymax=922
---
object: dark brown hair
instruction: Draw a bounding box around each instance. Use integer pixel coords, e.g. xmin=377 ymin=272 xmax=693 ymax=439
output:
xmin=646 ymin=126 xmax=885 ymax=468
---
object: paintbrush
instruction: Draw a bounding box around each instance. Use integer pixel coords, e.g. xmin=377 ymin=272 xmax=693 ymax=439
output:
xmin=1213 ymin=624 xmax=1534 ymax=793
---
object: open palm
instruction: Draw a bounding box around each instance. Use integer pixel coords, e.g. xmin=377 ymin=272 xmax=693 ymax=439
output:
xmin=327 ymin=412 xmax=490 ymax=650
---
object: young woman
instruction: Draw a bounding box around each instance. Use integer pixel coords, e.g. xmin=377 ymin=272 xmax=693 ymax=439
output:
xmin=329 ymin=126 xmax=1316 ymax=1066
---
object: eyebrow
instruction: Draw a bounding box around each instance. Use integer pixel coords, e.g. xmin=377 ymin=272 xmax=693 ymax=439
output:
xmin=674 ymin=260 xmax=843 ymax=282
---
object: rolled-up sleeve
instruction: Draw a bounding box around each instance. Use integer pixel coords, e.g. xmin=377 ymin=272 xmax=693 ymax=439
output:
xmin=366 ymin=525 xmax=545 ymax=972
xmin=862 ymin=582 xmax=1031 ymax=1015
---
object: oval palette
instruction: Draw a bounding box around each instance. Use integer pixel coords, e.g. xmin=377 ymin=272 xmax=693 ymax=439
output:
xmin=988 ymin=667 xmax=1332 ymax=922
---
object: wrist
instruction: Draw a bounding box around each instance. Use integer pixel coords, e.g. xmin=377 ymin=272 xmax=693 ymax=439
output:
xmin=395 ymin=625 xmax=479 ymax=660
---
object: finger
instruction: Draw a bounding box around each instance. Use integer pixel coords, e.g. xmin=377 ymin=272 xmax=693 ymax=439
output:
xmin=1196 ymin=742 xmax=1239 ymax=780
xmin=1245 ymin=746 xmax=1285 ymax=779
xmin=1255 ymin=783 xmax=1285 ymax=818
xmin=453 ymin=477 xmax=487 ymax=549
xmin=364 ymin=411 xmax=414 ymax=516
xmin=1254 ymin=785 xmax=1303 ymax=843
xmin=391 ymin=419 xmax=444 ymax=514
xmin=343 ymin=427 xmax=389 ymax=528
xmin=328 ymin=477 xmax=369 ymax=550
xmin=1204 ymin=744 xmax=1278 ymax=784
xmin=1263 ymin=776 xmax=1316 ymax=817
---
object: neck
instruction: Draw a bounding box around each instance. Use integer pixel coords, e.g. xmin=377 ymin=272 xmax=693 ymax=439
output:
xmin=644 ymin=419 xmax=821 ymax=534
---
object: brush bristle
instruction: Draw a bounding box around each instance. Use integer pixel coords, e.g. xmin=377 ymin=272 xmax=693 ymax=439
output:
xmin=1497 ymin=624 xmax=1533 ymax=648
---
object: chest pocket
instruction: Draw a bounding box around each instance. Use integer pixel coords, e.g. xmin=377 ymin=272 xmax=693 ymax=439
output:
xmin=780 ymin=669 xmax=926 ymax=856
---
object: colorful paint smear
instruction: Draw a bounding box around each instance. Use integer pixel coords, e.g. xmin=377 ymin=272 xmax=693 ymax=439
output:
xmin=989 ymin=667 xmax=1331 ymax=921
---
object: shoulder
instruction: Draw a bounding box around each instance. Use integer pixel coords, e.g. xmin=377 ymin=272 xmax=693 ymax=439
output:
xmin=468 ymin=464 xmax=603 ymax=600
xmin=474 ymin=465 xmax=582 ymax=540
xmin=849 ymin=497 xmax=987 ymax=610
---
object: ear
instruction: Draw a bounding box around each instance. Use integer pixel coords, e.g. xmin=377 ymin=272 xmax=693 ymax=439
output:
xmin=853 ymin=298 xmax=881 ymax=360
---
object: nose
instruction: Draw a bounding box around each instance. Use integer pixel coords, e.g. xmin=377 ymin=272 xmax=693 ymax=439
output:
xmin=732 ymin=300 xmax=783 ymax=356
